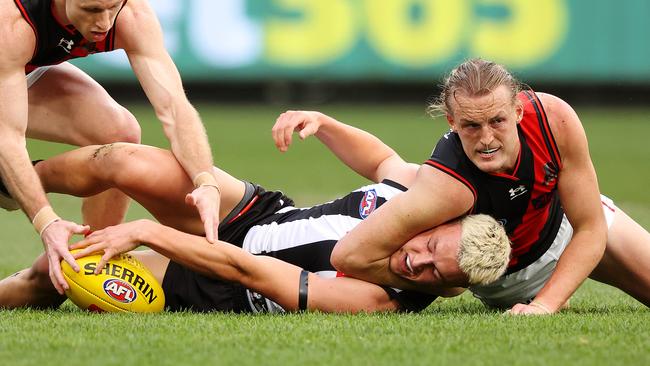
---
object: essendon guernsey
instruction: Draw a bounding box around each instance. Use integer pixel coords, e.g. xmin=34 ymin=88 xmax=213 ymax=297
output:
xmin=13 ymin=0 xmax=124 ymax=73
xmin=425 ymin=91 xmax=564 ymax=274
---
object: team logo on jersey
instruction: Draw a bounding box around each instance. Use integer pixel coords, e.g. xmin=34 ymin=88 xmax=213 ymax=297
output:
xmin=103 ymin=279 xmax=137 ymax=303
xmin=359 ymin=189 xmax=378 ymax=219
xmin=58 ymin=38 xmax=75 ymax=53
xmin=509 ymin=185 xmax=528 ymax=200
xmin=543 ymin=162 xmax=559 ymax=186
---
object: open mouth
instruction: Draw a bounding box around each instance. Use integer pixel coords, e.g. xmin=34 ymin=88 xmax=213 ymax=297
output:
xmin=91 ymin=31 xmax=107 ymax=40
xmin=478 ymin=147 xmax=500 ymax=156
xmin=405 ymin=254 xmax=413 ymax=274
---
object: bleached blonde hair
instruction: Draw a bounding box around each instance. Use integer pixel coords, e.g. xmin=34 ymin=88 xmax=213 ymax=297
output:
xmin=458 ymin=214 xmax=511 ymax=285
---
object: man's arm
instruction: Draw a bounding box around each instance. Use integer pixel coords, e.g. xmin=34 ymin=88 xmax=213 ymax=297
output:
xmin=331 ymin=165 xmax=474 ymax=291
xmin=272 ymin=111 xmax=418 ymax=185
xmin=73 ymin=220 xmax=401 ymax=313
xmin=114 ymin=1 xmax=220 ymax=241
xmin=0 ymin=7 xmax=88 ymax=294
xmin=510 ymin=94 xmax=607 ymax=314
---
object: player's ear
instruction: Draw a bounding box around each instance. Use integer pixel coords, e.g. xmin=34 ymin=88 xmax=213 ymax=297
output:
xmin=446 ymin=114 xmax=456 ymax=131
xmin=515 ymin=101 xmax=524 ymax=123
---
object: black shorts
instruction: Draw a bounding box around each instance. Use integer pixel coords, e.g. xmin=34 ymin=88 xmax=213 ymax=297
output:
xmin=162 ymin=262 xmax=249 ymax=312
xmin=162 ymin=182 xmax=294 ymax=312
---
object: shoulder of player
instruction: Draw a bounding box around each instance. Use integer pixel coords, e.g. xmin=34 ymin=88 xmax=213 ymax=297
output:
xmin=113 ymin=0 xmax=159 ymax=50
xmin=0 ymin=0 xmax=35 ymax=66
xmin=535 ymin=92 xmax=587 ymax=158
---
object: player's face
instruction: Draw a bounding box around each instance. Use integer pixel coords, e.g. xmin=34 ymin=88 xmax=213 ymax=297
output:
xmin=447 ymin=85 xmax=523 ymax=174
xmin=65 ymin=0 xmax=125 ymax=42
xmin=388 ymin=222 xmax=469 ymax=289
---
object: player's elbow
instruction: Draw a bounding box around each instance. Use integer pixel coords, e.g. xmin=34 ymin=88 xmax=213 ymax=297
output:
xmin=331 ymin=244 xmax=364 ymax=276
xmin=330 ymin=243 xmax=348 ymax=272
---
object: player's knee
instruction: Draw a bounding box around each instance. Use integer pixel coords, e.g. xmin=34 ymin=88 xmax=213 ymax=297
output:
xmin=28 ymin=255 xmax=52 ymax=288
xmin=90 ymin=142 xmax=135 ymax=167
xmin=89 ymin=143 xmax=147 ymax=182
xmin=106 ymin=108 xmax=141 ymax=144
xmin=89 ymin=107 xmax=141 ymax=145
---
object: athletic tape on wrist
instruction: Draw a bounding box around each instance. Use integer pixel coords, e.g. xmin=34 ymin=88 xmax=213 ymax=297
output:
xmin=298 ymin=270 xmax=309 ymax=311
xmin=31 ymin=206 xmax=60 ymax=236
xmin=192 ymin=171 xmax=221 ymax=194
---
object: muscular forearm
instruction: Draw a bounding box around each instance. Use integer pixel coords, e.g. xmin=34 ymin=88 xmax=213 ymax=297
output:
xmin=0 ymin=62 xmax=49 ymax=219
xmin=138 ymin=220 xmax=252 ymax=282
xmin=159 ymin=101 xmax=214 ymax=180
xmin=0 ymin=138 xmax=51 ymax=218
xmin=314 ymin=113 xmax=398 ymax=182
xmin=534 ymin=228 xmax=606 ymax=311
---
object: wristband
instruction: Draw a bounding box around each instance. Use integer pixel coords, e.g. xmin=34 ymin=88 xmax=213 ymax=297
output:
xmin=298 ymin=270 xmax=309 ymax=311
xmin=31 ymin=206 xmax=61 ymax=237
xmin=529 ymin=300 xmax=552 ymax=314
xmin=192 ymin=171 xmax=221 ymax=194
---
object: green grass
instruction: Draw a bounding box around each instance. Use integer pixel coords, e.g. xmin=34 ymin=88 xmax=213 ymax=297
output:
xmin=1 ymin=103 xmax=649 ymax=365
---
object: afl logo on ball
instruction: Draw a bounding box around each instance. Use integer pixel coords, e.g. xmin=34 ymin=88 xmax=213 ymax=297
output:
xmin=103 ymin=279 xmax=137 ymax=303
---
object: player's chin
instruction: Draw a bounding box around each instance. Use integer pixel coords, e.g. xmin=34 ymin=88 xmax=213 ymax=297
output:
xmin=472 ymin=158 xmax=504 ymax=174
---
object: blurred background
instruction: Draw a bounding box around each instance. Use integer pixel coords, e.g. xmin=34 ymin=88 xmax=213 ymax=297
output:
xmin=5 ymin=0 xmax=650 ymax=269
xmin=74 ymin=0 xmax=650 ymax=105
xmin=2 ymin=3 xmax=648 ymax=362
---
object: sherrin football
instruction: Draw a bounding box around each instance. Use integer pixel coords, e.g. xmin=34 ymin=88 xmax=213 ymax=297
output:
xmin=61 ymin=250 xmax=165 ymax=313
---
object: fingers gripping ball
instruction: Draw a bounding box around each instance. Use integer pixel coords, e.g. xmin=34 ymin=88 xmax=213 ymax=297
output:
xmin=61 ymin=250 xmax=165 ymax=313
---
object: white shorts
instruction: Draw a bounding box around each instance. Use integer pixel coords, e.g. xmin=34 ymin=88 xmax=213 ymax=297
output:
xmin=26 ymin=66 xmax=52 ymax=88
xmin=469 ymin=195 xmax=617 ymax=308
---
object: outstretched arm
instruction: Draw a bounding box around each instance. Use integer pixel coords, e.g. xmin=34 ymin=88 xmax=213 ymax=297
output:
xmin=115 ymin=1 xmax=220 ymax=242
xmin=72 ymin=220 xmax=401 ymax=313
xmin=272 ymin=111 xmax=418 ymax=185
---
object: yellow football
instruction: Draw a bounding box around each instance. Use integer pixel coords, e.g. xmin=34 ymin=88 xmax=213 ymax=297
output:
xmin=61 ymin=250 xmax=165 ymax=313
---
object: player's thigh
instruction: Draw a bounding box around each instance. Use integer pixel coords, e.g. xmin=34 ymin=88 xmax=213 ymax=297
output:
xmin=97 ymin=144 xmax=196 ymax=211
xmin=130 ymin=250 xmax=170 ymax=285
xmin=95 ymin=143 xmax=207 ymax=232
xmin=26 ymin=63 xmax=140 ymax=146
xmin=590 ymin=209 xmax=650 ymax=290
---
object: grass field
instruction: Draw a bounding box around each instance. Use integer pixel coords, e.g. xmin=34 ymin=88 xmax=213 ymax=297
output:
xmin=1 ymin=103 xmax=649 ymax=365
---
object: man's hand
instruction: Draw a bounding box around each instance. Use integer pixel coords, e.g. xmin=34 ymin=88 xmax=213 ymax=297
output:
xmin=185 ymin=185 xmax=221 ymax=243
xmin=70 ymin=220 xmax=150 ymax=274
xmin=40 ymin=220 xmax=90 ymax=294
xmin=272 ymin=111 xmax=323 ymax=152
xmin=507 ymin=301 xmax=554 ymax=315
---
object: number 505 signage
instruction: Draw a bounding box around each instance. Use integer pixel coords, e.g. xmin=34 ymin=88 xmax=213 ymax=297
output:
xmin=74 ymin=0 xmax=650 ymax=82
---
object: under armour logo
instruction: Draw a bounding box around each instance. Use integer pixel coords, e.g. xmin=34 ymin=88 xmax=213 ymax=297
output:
xmin=509 ymin=185 xmax=527 ymax=200
xmin=58 ymin=38 xmax=74 ymax=53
